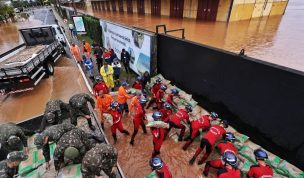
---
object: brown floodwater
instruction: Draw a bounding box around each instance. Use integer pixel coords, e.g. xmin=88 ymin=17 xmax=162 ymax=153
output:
xmin=81 ymin=0 xmax=304 ymax=72
xmin=0 ymin=57 xmax=88 ymax=123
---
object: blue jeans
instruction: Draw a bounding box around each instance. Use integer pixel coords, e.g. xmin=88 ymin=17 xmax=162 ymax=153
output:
xmin=119 ymin=103 xmax=129 ymax=113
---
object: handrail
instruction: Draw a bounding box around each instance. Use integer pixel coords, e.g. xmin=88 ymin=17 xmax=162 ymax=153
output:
xmin=156 ymin=24 xmax=185 ymax=39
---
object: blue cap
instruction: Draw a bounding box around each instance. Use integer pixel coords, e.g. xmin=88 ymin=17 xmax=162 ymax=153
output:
xmin=122 ymin=81 xmax=129 ymax=86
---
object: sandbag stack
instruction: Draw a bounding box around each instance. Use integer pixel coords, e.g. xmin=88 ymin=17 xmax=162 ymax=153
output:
xmin=147 ymin=74 xmax=304 ymax=178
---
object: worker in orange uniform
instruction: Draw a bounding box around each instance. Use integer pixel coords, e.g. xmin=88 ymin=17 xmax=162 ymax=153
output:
xmin=117 ymin=81 xmax=133 ymax=115
xmin=96 ymin=90 xmax=113 ymax=129
xmin=156 ymin=84 xmax=167 ymax=110
xmin=81 ymin=40 xmax=91 ymax=53
xmin=129 ymin=92 xmax=142 ymax=114
xmin=146 ymin=78 xmax=162 ymax=109
xmin=130 ymin=98 xmax=147 ymax=145
xmin=70 ymin=43 xmax=82 ymax=63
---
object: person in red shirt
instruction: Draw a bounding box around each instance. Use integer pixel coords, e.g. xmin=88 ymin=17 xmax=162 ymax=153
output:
xmin=217 ymin=152 xmax=241 ymax=178
xmin=93 ymin=76 xmax=109 ymax=97
xmin=247 ymin=149 xmax=273 ymax=178
xmin=203 ymin=132 xmax=237 ymax=176
xmin=149 ymin=157 xmax=172 ymax=178
xmin=132 ymin=76 xmax=142 ymax=90
xmin=109 ymin=101 xmax=129 ymax=144
xmin=166 ymin=88 xmax=179 ymax=108
xmin=189 ymin=120 xmax=228 ymax=165
xmin=150 ymin=111 xmax=165 ymax=157
xmin=167 ymin=105 xmax=192 ymax=141
xmin=130 ymin=99 xmax=147 ymax=145
xmin=159 ymin=102 xmax=173 ymax=123
xmin=146 ymin=78 xmax=162 ymax=109
xmin=155 ymin=84 xmax=167 ymax=110
xmin=183 ymin=112 xmax=219 ymax=150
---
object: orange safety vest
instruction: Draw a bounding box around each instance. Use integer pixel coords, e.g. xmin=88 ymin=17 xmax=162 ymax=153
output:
xmin=97 ymin=94 xmax=113 ymax=113
xmin=129 ymin=96 xmax=140 ymax=113
xmin=117 ymin=86 xmax=132 ymax=104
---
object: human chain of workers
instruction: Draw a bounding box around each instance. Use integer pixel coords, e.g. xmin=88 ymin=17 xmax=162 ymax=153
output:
xmin=0 ymin=40 xmax=274 ymax=178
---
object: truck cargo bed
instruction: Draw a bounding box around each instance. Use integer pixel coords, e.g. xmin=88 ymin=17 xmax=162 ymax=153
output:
xmin=0 ymin=45 xmax=45 ymax=67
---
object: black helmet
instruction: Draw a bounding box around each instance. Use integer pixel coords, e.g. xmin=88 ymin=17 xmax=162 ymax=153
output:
xmin=221 ymin=151 xmax=238 ymax=167
xmin=225 ymin=132 xmax=236 ymax=142
xmin=220 ymin=120 xmax=229 ymax=128
xmin=149 ymin=157 xmax=164 ymax=170
xmin=254 ymin=149 xmax=268 ymax=160
xmin=163 ymin=102 xmax=172 ymax=109
xmin=185 ymin=105 xmax=192 ymax=112
xmin=152 ymin=112 xmax=162 ymax=121
xmin=45 ymin=113 xmax=55 ymax=124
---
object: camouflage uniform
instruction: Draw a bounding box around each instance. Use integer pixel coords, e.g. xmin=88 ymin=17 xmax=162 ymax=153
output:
xmin=69 ymin=93 xmax=95 ymax=127
xmin=53 ymin=128 xmax=93 ymax=171
xmin=81 ymin=143 xmax=118 ymax=178
xmin=0 ymin=151 xmax=28 ymax=178
xmin=0 ymin=123 xmax=27 ymax=161
xmin=36 ymin=123 xmax=76 ymax=163
xmin=39 ymin=100 xmax=70 ymax=132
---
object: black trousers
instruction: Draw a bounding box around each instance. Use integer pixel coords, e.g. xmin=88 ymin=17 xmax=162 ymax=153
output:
xmin=123 ymin=62 xmax=131 ymax=73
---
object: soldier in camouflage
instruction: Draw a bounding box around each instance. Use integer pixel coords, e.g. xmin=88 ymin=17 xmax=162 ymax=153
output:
xmin=53 ymin=128 xmax=94 ymax=171
xmin=0 ymin=123 xmax=28 ymax=161
xmin=69 ymin=93 xmax=96 ymax=130
xmin=34 ymin=123 xmax=76 ymax=170
xmin=39 ymin=100 xmax=71 ymax=132
xmin=81 ymin=143 xmax=118 ymax=178
xmin=0 ymin=151 xmax=28 ymax=178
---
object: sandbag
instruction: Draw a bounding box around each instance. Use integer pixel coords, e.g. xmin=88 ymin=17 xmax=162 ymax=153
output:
xmin=58 ymin=164 xmax=82 ymax=178
xmin=266 ymin=151 xmax=282 ymax=169
xmin=128 ymin=88 xmax=141 ymax=95
xmin=103 ymin=113 xmax=113 ymax=125
xmin=234 ymin=133 xmax=249 ymax=144
xmin=146 ymin=121 xmax=169 ymax=129
xmin=277 ymin=160 xmax=304 ymax=178
xmin=238 ymin=145 xmax=256 ymax=163
xmin=22 ymin=169 xmax=40 ymax=178
xmin=146 ymin=113 xmax=154 ymax=122
xmin=19 ymin=150 xmax=36 ymax=175
xmin=187 ymin=99 xmax=198 ymax=108
xmin=146 ymin=171 xmax=158 ymax=178
xmin=239 ymin=159 xmax=254 ymax=177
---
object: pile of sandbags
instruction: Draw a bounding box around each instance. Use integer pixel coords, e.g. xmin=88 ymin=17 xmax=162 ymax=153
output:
xmin=58 ymin=164 xmax=82 ymax=178
xmin=148 ymin=75 xmax=304 ymax=177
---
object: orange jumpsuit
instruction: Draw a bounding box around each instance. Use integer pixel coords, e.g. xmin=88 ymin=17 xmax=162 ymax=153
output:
xmin=70 ymin=45 xmax=82 ymax=62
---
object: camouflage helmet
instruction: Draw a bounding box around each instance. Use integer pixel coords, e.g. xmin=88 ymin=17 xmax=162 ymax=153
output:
xmin=45 ymin=112 xmax=56 ymax=123
xmin=34 ymin=134 xmax=45 ymax=149
xmin=64 ymin=147 xmax=80 ymax=160
xmin=76 ymin=97 xmax=87 ymax=108
xmin=7 ymin=136 xmax=23 ymax=150
xmin=7 ymin=151 xmax=28 ymax=162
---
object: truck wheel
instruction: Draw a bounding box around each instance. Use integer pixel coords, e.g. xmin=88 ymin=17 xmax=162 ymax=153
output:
xmin=45 ymin=61 xmax=54 ymax=75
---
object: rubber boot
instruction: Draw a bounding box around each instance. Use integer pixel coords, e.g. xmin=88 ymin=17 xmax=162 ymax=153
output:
xmin=129 ymin=139 xmax=134 ymax=146
xmin=203 ymin=161 xmax=210 ymax=176
xmin=189 ymin=148 xmax=202 ymax=165
xmin=189 ymin=156 xmax=197 ymax=165
xmin=142 ymin=123 xmax=147 ymax=134
xmin=122 ymin=130 xmax=130 ymax=135
xmin=178 ymin=135 xmax=183 ymax=142
xmin=112 ymin=134 xmax=117 ymax=144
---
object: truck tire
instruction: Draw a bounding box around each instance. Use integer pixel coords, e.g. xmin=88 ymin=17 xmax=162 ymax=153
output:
xmin=45 ymin=61 xmax=54 ymax=75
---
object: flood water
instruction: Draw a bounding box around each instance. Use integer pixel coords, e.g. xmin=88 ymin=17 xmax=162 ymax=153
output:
xmin=83 ymin=0 xmax=304 ymax=72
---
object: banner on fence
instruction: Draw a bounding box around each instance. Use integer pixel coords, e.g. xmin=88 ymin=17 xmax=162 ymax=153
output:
xmin=100 ymin=20 xmax=151 ymax=75
xmin=73 ymin=16 xmax=86 ymax=33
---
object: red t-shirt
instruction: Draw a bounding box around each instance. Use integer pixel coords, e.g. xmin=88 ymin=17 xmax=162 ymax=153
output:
xmin=159 ymin=108 xmax=172 ymax=122
xmin=191 ymin=115 xmax=211 ymax=130
xmin=166 ymin=94 xmax=174 ymax=106
xmin=217 ymin=141 xmax=238 ymax=154
xmin=170 ymin=109 xmax=190 ymax=125
xmin=203 ymin=125 xmax=226 ymax=146
xmin=93 ymin=82 xmax=109 ymax=94
xmin=217 ymin=167 xmax=241 ymax=178
xmin=247 ymin=164 xmax=273 ymax=178
xmin=156 ymin=90 xmax=165 ymax=102
xmin=134 ymin=104 xmax=144 ymax=119
xmin=132 ymin=82 xmax=142 ymax=90
xmin=157 ymin=163 xmax=172 ymax=178
xmin=109 ymin=110 xmax=122 ymax=124
xmin=152 ymin=83 xmax=161 ymax=96
xmin=151 ymin=128 xmax=165 ymax=142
